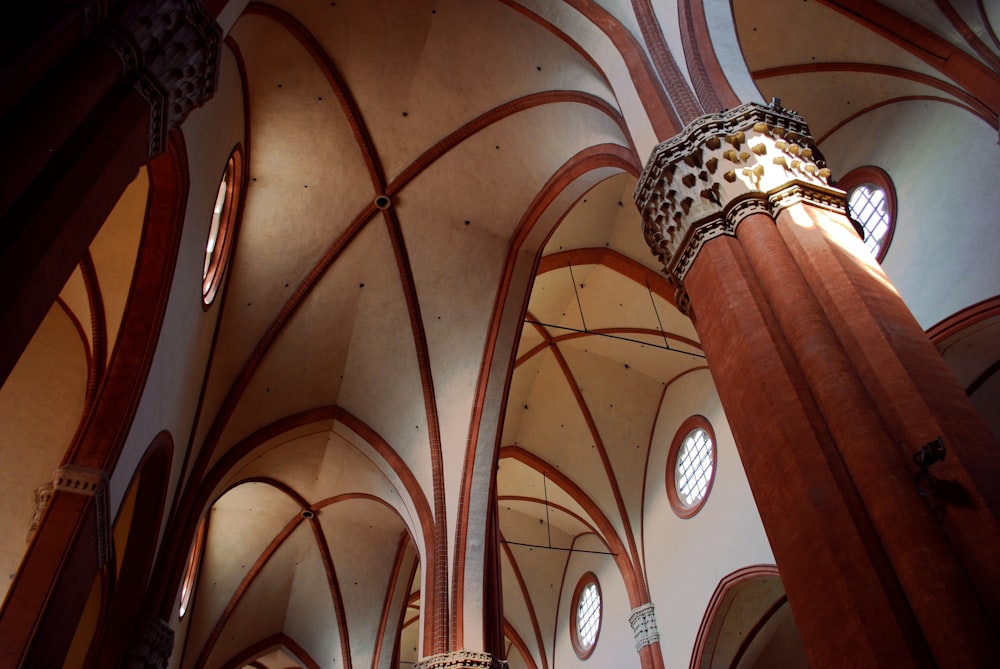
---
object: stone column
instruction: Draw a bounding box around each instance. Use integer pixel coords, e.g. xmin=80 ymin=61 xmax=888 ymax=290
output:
xmin=634 ymin=101 xmax=1000 ymax=668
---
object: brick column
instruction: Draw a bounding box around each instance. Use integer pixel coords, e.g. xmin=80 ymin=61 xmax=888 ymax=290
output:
xmin=634 ymin=101 xmax=1000 ymax=668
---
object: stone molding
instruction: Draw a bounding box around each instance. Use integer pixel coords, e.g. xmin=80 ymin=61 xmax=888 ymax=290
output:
xmin=52 ymin=464 xmax=106 ymax=495
xmin=95 ymin=0 xmax=222 ymax=157
xmin=125 ymin=615 xmax=175 ymax=669
xmin=414 ymin=650 xmax=507 ymax=669
xmin=629 ymin=602 xmax=661 ymax=652
xmin=768 ymin=182 xmax=850 ymax=218
xmin=634 ymin=101 xmax=846 ymax=283
xmin=52 ymin=464 xmax=112 ymax=566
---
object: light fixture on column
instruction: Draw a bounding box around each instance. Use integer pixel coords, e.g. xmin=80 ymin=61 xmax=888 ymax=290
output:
xmin=913 ymin=436 xmax=945 ymax=496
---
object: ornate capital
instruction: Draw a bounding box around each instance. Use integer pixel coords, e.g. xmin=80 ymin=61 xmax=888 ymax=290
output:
xmin=125 ymin=615 xmax=175 ymax=669
xmin=629 ymin=602 xmax=661 ymax=652
xmin=634 ymin=101 xmax=845 ymax=282
xmin=25 ymin=482 xmax=54 ymax=543
xmin=52 ymin=465 xmax=112 ymax=566
xmin=96 ymin=0 xmax=222 ymax=157
xmin=414 ymin=650 xmax=506 ymax=669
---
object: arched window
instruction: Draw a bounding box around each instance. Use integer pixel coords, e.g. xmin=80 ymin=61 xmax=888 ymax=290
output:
xmin=571 ymin=572 xmax=602 ymax=659
xmin=667 ymin=415 xmax=716 ymax=518
xmin=837 ymin=166 xmax=897 ymax=262
xmin=202 ymin=146 xmax=244 ymax=306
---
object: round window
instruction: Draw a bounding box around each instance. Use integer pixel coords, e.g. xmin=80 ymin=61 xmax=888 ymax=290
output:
xmin=837 ymin=166 xmax=896 ymax=262
xmin=667 ymin=416 xmax=716 ymax=518
xmin=202 ymin=146 xmax=243 ymax=306
xmin=571 ymin=573 xmax=602 ymax=659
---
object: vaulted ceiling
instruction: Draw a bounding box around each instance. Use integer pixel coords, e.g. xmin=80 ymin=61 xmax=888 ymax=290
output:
xmin=2 ymin=1 xmax=998 ymax=668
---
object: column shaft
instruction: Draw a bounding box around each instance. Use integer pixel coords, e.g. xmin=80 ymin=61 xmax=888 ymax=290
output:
xmin=685 ymin=233 xmax=931 ymax=667
xmin=776 ymin=202 xmax=1000 ymax=629
xmin=733 ymin=210 xmax=1000 ymax=665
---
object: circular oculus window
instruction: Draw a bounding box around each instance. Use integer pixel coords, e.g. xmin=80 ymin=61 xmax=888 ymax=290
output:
xmin=571 ymin=573 xmax=602 ymax=659
xmin=667 ymin=416 xmax=716 ymax=518
xmin=202 ymin=147 xmax=243 ymax=306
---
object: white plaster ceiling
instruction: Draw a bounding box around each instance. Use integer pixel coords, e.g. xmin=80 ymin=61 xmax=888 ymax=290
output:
xmin=735 ymin=0 xmax=1000 ymax=148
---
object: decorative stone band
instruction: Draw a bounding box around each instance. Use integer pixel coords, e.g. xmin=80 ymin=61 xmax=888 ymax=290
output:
xmin=414 ymin=650 xmax=507 ymax=669
xmin=629 ymin=602 xmax=661 ymax=653
xmin=768 ymin=182 xmax=849 ymax=218
xmin=52 ymin=464 xmax=106 ymax=495
xmin=634 ymin=101 xmax=847 ymax=283
xmin=52 ymin=464 xmax=112 ymax=567
xmin=94 ymin=0 xmax=222 ymax=158
xmin=125 ymin=615 xmax=175 ymax=669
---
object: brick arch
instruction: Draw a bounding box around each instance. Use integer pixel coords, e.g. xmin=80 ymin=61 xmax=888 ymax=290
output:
xmin=689 ymin=564 xmax=786 ymax=669
xmin=450 ymin=144 xmax=642 ymax=647
xmin=152 ymin=405 xmax=437 ymax=655
xmin=0 ymin=131 xmax=189 ymax=669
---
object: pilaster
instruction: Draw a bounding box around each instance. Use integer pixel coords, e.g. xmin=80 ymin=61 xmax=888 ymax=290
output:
xmin=52 ymin=464 xmax=111 ymax=567
xmin=0 ymin=465 xmax=113 ymax=667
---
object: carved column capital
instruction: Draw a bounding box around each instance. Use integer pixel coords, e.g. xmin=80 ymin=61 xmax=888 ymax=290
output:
xmin=125 ymin=615 xmax=174 ymax=669
xmin=95 ymin=0 xmax=222 ymax=157
xmin=634 ymin=100 xmax=845 ymax=283
xmin=414 ymin=650 xmax=506 ymax=669
xmin=629 ymin=602 xmax=661 ymax=653
xmin=25 ymin=482 xmax=54 ymax=543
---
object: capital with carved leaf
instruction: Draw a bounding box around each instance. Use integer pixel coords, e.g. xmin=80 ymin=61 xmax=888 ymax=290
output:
xmin=633 ymin=101 xmax=846 ymax=293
